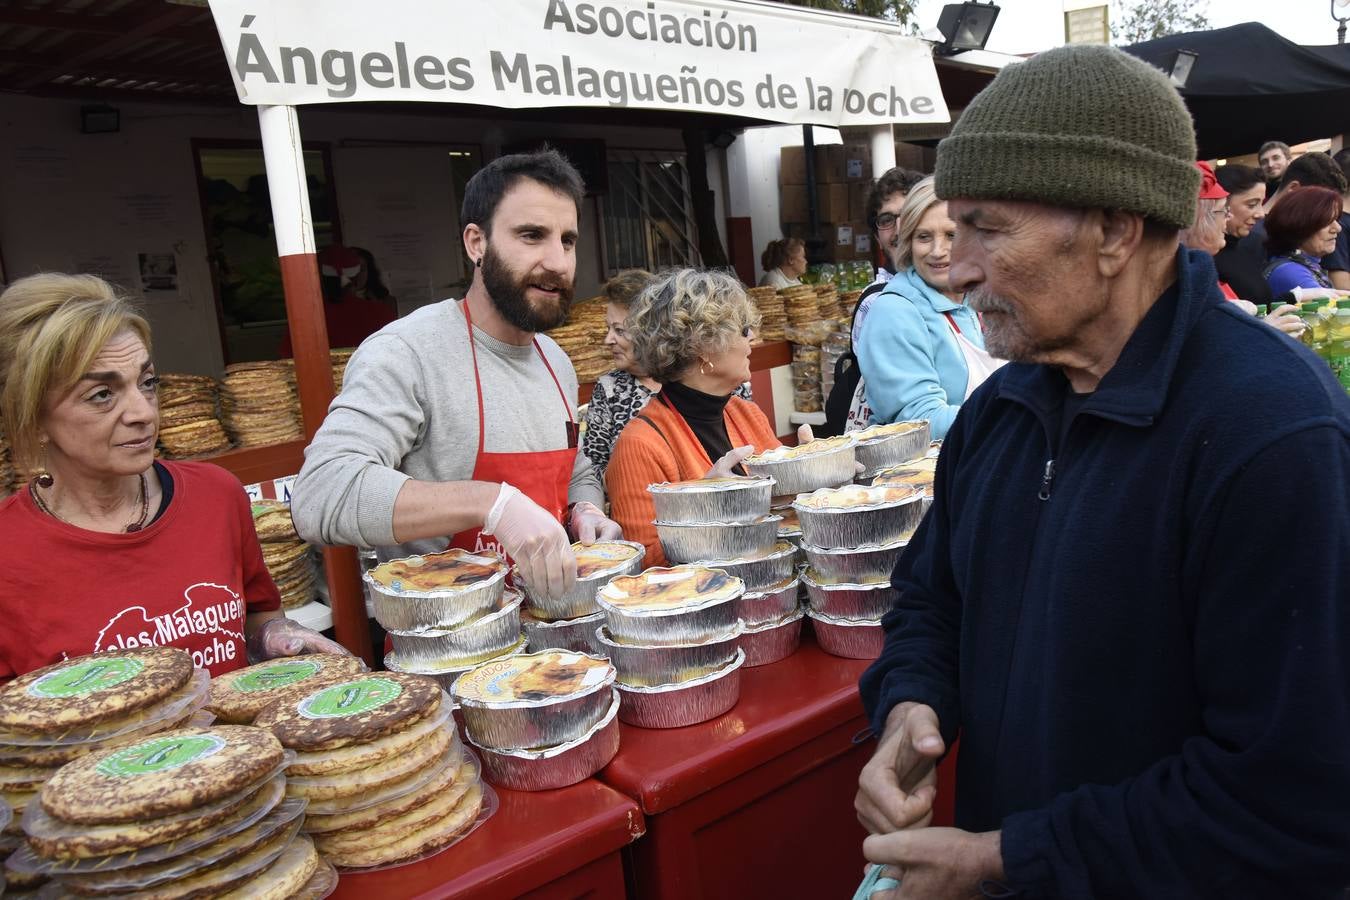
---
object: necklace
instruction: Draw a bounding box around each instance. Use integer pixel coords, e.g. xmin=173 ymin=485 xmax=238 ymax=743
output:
xmin=30 ymin=472 xmax=151 ymax=533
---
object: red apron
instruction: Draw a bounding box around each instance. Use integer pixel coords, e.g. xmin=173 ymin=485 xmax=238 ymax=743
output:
xmin=446 ymin=300 xmax=578 ymax=562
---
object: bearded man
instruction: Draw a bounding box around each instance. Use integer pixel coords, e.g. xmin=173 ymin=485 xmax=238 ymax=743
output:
xmin=293 ymin=149 xmax=620 ymax=603
xmin=853 ymin=46 xmax=1350 ymax=898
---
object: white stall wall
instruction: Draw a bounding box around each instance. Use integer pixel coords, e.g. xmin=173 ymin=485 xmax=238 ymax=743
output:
xmin=0 ymin=94 xmax=684 ymax=374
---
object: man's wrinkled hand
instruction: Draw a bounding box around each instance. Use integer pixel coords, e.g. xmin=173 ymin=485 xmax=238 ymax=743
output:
xmin=856 ymin=702 xmax=945 ymax=834
xmin=862 ymin=828 xmax=1004 ymax=900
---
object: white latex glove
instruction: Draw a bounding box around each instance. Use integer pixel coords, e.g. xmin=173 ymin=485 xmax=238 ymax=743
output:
xmin=705 ymin=445 xmax=755 ymax=479
xmin=488 ymin=485 xmax=576 ymax=602
xmin=569 ymin=501 xmax=623 ymax=544
xmin=248 ymin=617 xmax=351 ymax=664
xmin=1266 ymin=304 xmax=1307 ymax=339
xmin=797 ymin=424 xmax=815 ymax=443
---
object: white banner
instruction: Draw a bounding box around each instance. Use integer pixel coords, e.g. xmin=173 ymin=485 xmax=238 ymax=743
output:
xmin=205 ymin=0 xmax=949 ymax=127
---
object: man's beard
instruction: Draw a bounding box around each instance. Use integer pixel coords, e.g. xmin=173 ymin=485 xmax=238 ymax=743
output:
xmin=481 ymin=245 xmax=573 ymax=333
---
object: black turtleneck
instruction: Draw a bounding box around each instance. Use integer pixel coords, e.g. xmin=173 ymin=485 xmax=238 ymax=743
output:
xmin=662 ymin=380 xmax=735 ymax=467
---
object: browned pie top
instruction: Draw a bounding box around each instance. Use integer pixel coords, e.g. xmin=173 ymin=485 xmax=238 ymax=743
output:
xmin=573 ymin=542 xmax=642 ymax=579
xmin=599 ymin=566 xmax=741 ymax=612
xmin=0 ymin=648 xmax=194 ymax=734
xmin=367 ymin=549 xmax=504 ymax=593
xmin=795 ymin=484 xmax=921 ymax=510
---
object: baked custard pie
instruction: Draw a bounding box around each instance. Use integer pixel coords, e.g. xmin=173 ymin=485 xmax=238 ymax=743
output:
xmin=745 ymin=435 xmax=853 ymax=464
xmin=573 ymin=541 xmax=643 ymax=580
xmin=367 ymin=549 xmax=505 ymax=594
xmin=794 ymin=483 xmax=921 ymax=510
xmin=599 ymin=566 xmax=742 ymax=613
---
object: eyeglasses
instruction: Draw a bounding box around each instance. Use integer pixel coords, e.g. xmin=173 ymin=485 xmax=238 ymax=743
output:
xmin=873 ymin=212 xmax=900 ymax=231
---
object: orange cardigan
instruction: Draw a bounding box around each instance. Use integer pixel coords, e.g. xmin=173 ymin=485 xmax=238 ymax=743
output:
xmin=605 ymin=395 xmax=781 ymax=568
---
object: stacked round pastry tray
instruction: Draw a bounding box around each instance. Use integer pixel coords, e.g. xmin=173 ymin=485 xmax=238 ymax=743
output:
xmin=594 ymin=567 xmax=749 ymax=727
xmin=365 ymin=548 xmax=528 ymax=689
xmin=649 ymin=476 xmax=804 ymax=670
xmin=515 ymin=541 xmax=647 ymax=658
xmin=252 ymin=670 xmax=490 ymax=871
xmin=1 ymin=651 xmax=333 ymax=899
xmin=451 ymin=650 xmax=619 ymax=791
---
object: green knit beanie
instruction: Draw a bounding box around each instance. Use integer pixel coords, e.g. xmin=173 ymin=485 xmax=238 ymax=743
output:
xmin=935 ymin=45 xmax=1200 ymax=229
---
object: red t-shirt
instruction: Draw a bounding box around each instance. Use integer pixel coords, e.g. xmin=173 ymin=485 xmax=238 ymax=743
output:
xmin=0 ymin=461 xmax=281 ymax=681
xmin=278 ymin=295 xmax=397 ymax=356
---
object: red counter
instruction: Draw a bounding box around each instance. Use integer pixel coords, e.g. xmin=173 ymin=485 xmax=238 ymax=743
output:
xmin=328 ymin=778 xmax=643 ymax=900
xmin=599 ymin=633 xmax=874 ymax=900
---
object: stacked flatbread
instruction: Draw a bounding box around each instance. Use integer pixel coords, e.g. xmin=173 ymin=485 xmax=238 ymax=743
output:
xmin=206 ymin=655 xmax=368 ymax=725
xmin=745 ymin=286 xmax=786 ymax=343
xmin=254 ymin=671 xmax=488 ymax=869
xmin=840 ymin=289 xmax=863 ymax=320
xmin=156 ymin=374 xmax=232 ymax=460
xmin=815 ymin=284 xmax=843 ymax=324
xmin=14 ymin=724 xmax=330 ymax=898
xmin=219 ymin=362 xmax=303 ymax=448
xmin=546 ymin=299 xmax=610 ymax=383
xmin=252 ymin=500 xmax=317 ymax=610
xmin=791 ymin=344 xmax=824 ymax=413
xmin=781 ymin=285 xmax=819 ymax=327
xmin=330 ymin=348 xmax=355 ymax=392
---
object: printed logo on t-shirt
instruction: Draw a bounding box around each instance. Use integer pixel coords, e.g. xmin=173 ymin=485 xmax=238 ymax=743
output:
xmin=94 ymin=582 xmax=246 ymax=673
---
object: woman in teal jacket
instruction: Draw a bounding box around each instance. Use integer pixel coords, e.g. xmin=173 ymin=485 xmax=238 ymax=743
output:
xmin=856 ymin=178 xmax=999 ymax=439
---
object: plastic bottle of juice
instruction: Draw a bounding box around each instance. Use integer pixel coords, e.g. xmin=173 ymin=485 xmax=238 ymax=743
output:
xmin=1297 ymin=306 xmax=1323 ymax=348
xmin=1325 ymin=310 xmax=1350 ymax=391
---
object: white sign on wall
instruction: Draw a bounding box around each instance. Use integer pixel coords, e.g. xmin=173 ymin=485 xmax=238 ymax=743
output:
xmin=205 ymin=0 xmax=950 ymax=128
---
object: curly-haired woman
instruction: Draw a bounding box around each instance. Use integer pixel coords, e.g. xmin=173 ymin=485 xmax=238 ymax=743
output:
xmin=605 ymin=269 xmax=782 ymax=567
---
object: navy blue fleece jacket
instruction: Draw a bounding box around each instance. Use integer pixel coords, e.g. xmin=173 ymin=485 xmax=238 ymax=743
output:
xmin=860 ymin=248 xmax=1350 ymax=898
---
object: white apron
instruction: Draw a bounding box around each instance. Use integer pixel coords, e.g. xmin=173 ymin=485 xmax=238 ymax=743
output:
xmin=944 ymin=312 xmax=1005 ymax=400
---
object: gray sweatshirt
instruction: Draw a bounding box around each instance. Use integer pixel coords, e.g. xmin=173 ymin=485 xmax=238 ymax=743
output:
xmin=290 ymin=299 xmax=604 ymax=558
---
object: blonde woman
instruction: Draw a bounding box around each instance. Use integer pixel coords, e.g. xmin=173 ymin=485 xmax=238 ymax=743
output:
xmin=605 ymin=269 xmax=781 ymax=567
xmin=0 ymin=273 xmax=345 ymax=680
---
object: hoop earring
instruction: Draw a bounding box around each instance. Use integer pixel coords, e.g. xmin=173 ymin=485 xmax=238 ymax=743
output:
xmin=699 ymin=359 xmax=713 ymax=376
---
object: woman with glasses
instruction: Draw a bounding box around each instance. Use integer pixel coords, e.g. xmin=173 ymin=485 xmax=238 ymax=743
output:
xmin=855 ymin=177 xmax=1002 ymax=439
xmin=605 ymin=269 xmax=783 ymax=567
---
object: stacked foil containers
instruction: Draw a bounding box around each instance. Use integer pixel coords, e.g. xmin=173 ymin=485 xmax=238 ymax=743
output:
xmin=649 ymin=476 xmax=805 ymax=672
xmin=451 ymin=650 xmax=620 ymax=791
xmin=595 ymin=567 xmax=747 ymax=728
xmin=515 ymin=541 xmax=647 ymax=657
xmin=364 ymin=549 xmax=527 ymax=689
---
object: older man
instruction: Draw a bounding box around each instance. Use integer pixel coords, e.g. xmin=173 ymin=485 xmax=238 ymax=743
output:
xmin=854 ymin=46 xmax=1350 ymax=898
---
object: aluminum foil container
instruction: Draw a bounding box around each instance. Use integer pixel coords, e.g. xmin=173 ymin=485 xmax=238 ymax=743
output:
xmin=655 ymin=515 xmax=781 ymax=565
xmin=452 ymin=651 xmax=616 ymax=751
xmin=801 ymin=539 xmax=908 ymax=585
xmin=648 ymin=476 xmax=774 ymax=524
xmin=801 ymin=571 xmax=897 ymax=619
xmin=808 ymin=611 xmax=886 ymax=660
xmin=387 ymin=591 xmax=523 ymax=668
xmin=469 ymin=690 xmax=620 ymax=791
xmin=693 ymin=541 xmax=796 ymax=593
xmin=521 ymin=609 xmax=606 ymax=656
xmin=743 ymin=438 xmax=857 ymax=496
xmin=364 ymin=551 xmax=507 ymax=633
xmin=596 ymin=567 xmax=744 ymax=647
xmin=616 ymin=650 xmax=745 ymax=729
xmin=383 ymin=638 xmax=528 ymax=692
xmin=736 ymin=576 xmax=800 ymax=627
xmin=793 ymin=488 xmax=926 ymax=550
xmin=740 ymin=609 xmax=805 ymax=668
xmin=593 ymin=624 xmax=742 ymax=687
xmin=853 ymin=421 xmax=932 ymax=477
xmin=515 ymin=540 xmax=646 ymax=621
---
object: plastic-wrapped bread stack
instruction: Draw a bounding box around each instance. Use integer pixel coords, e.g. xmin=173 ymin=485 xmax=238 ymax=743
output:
xmin=814 ymin=284 xmax=843 ymax=329
xmin=156 ymin=374 xmax=231 ymax=459
xmin=780 ymin=285 xmax=826 ymax=346
xmin=252 ymin=500 xmax=318 ymax=611
xmin=252 ymin=670 xmax=492 ymax=870
xmin=545 ymin=299 xmax=610 ymax=383
xmin=0 ymin=648 xmax=334 ymax=898
xmin=785 ymin=421 xmax=932 ymax=660
xmin=330 ymin=348 xmax=355 ymax=393
xmin=451 ymin=650 xmax=621 ymax=790
xmin=744 ymin=286 xmax=786 ymax=342
xmin=219 ymin=361 xmax=303 ymax=448
xmin=791 ymin=344 xmax=823 ymax=413
xmin=820 ymin=330 xmax=852 ymax=401
xmin=839 ymin=289 xmax=863 ymax=320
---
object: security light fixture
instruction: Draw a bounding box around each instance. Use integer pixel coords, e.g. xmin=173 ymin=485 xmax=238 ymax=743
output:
xmin=935 ymin=2 xmax=1001 ymax=56
xmin=80 ymin=105 xmax=120 ymax=134
xmin=1167 ymin=49 xmax=1198 ymax=89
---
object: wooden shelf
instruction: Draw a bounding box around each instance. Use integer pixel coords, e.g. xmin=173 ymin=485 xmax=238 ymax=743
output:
xmin=192 ymin=440 xmax=306 ymax=486
xmin=578 ymin=341 xmax=792 ymax=405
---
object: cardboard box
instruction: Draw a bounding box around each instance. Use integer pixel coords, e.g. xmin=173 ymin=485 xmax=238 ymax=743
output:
xmin=893 ymin=142 xmax=937 ymax=174
xmin=781 ymin=221 xmax=872 ymax=262
xmin=849 ymin=182 xmax=871 ymax=222
xmin=781 ymin=145 xmax=808 ymax=185
xmin=817 ymin=144 xmax=872 ymax=183
xmin=780 ymin=183 xmax=852 ymax=224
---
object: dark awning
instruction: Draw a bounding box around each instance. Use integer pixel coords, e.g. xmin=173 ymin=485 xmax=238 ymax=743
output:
xmin=1123 ymin=23 xmax=1350 ymax=158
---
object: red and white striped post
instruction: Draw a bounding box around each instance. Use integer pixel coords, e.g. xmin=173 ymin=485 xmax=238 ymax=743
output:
xmin=257 ymin=104 xmax=374 ymax=664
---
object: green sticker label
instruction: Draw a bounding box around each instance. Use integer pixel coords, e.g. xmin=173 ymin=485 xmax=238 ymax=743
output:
xmin=28 ymin=657 xmax=145 ymax=699
xmin=233 ymin=659 xmax=323 ymax=694
xmin=96 ymin=734 xmax=226 ymax=778
xmin=298 ymin=677 xmax=403 ymax=720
